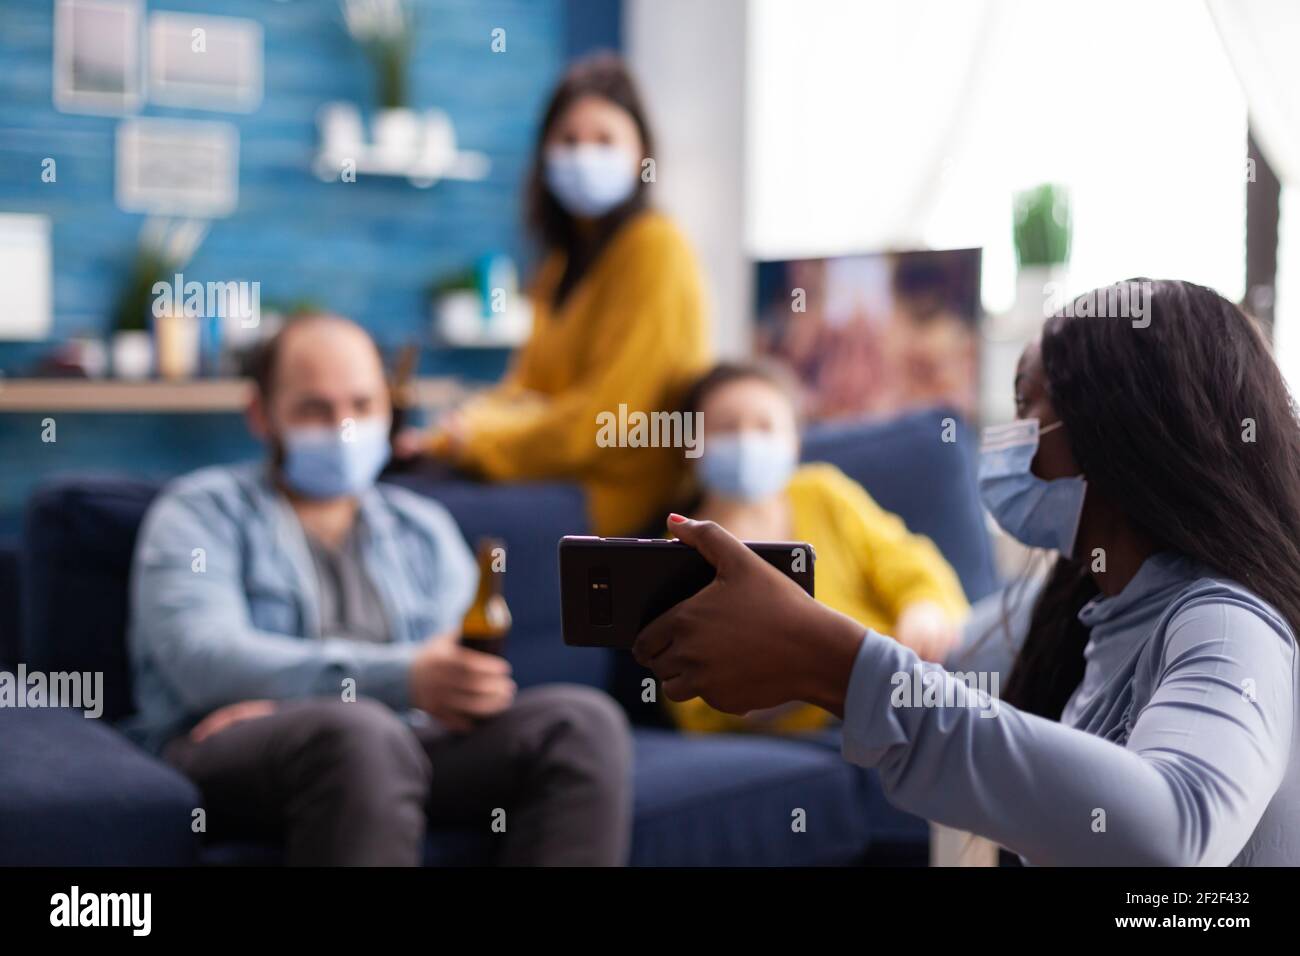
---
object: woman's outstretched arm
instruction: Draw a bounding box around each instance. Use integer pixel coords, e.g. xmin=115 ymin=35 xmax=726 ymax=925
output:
xmin=839 ymin=596 xmax=1292 ymax=865
xmin=634 ymin=516 xmax=1295 ymax=866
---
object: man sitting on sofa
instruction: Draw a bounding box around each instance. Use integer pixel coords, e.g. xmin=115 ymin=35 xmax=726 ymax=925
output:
xmin=121 ymin=313 xmax=632 ymax=866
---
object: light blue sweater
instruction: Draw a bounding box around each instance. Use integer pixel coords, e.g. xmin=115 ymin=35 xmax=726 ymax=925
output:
xmin=842 ymin=552 xmax=1299 ymax=865
xmin=121 ymin=463 xmax=477 ymax=753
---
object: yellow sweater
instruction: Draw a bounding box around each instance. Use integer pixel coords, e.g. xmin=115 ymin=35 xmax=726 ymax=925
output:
xmin=666 ymin=463 xmax=970 ymax=734
xmin=456 ymin=212 xmax=711 ymax=535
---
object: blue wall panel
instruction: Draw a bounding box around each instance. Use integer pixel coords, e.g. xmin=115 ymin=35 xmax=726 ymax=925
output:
xmin=0 ymin=0 xmax=617 ymax=531
xmin=0 ymin=0 xmax=569 ymax=359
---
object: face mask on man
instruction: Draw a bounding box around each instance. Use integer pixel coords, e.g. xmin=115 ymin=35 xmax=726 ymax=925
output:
xmin=978 ymin=418 xmax=1087 ymax=558
xmin=698 ymin=431 xmax=798 ymax=503
xmin=279 ymin=416 xmax=391 ymax=499
xmin=544 ymin=143 xmax=638 ymax=218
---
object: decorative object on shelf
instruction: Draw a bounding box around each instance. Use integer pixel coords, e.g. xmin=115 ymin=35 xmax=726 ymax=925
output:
xmin=321 ymin=0 xmax=488 ymax=187
xmin=110 ymin=330 xmax=153 ymax=381
xmin=110 ymin=217 xmax=208 ymax=380
xmin=342 ymin=0 xmax=415 ymax=155
xmin=314 ymin=103 xmax=489 ymax=188
xmin=430 ymin=256 xmax=532 ymax=348
xmin=68 ymin=335 xmax=110 ymax=378
xmin=35 ymin=335 xmax=109 ymax=379
xmin=155 ymin=311 xmax=201 ymax=381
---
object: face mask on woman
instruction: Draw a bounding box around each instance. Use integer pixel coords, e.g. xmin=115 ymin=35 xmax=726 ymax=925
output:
xmin=698 ymin=431 xmax=798 ymax=503
xmin=280 ymin=417 xmax=391 ymax=500
xmin=544 ymin=144 xmax=638 ymax=218
xmin=978 ymin=418 xmax=1087 ymax=558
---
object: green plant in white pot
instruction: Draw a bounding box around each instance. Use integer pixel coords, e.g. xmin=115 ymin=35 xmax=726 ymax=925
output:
xmin=980 ymin=184 xmax=1074 ymax=424
xmin=1012 ymin=183 xmax=1072 ymax=320
xmin=342 ymin=0 xmax=417 ymax=160
xmin=110 ymin=218 xmax=207 ymax=380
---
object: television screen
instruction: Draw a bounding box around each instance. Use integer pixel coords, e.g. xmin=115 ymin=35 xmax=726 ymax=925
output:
xmin=755 ymin=248 xmax=982 ymax=422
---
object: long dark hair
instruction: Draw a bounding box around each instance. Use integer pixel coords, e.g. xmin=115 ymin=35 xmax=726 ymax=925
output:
xmin=525 ymin=52 xmax=655 ymax=309
xmin=1003 ymin=278 xmax=1300 ymax=718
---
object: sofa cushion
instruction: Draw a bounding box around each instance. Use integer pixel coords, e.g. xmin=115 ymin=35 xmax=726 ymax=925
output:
xmin=21 ymin=476 xmax=160 ymax=722
xmin=0 ymin=707 xmax=200 ymax=865
xmin=385 ymin=476 xmax=611 ymax=692
xmin=802 ymin=406 xmax=997 ymax=603
xmin=627 ymin=728 xmax=874 ymax=866
xmin=0 ymin=535 xmax=20 ymax=666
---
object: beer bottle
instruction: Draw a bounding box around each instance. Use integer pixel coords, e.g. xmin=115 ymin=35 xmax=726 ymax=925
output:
xmin=460 ymin=537 xmax=511 ymax=656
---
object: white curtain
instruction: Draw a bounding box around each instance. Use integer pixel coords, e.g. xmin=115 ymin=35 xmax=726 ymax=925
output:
xmin=1208 ymin=1 xmax=1300 ymax=395
xmin=746 ymin=0 xmax=1247 ymax=313
xmin=745 ymin=0 xmax=1005 ymax=258
xmin=1206 ymin=0 xmax=1300 ymax=186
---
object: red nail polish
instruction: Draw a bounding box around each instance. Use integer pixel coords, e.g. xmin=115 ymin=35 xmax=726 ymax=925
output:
xmin=668 ymin=513 xmax=687 ymax=524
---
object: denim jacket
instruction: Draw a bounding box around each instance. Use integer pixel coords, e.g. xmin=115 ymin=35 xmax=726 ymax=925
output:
xmin=120 ymin=462 xmax=476 ymax=753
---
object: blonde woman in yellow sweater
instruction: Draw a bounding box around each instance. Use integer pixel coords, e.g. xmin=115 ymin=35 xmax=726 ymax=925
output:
xmin=664 ymin=362 xmax=969 ymax=734
xmin=401 ymin=54 xmax=710 ymax=536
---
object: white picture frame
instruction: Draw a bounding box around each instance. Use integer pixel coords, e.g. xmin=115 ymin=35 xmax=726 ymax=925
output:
xmin=115 ymin=118 xmax=240 ymax=218
xmin=147 ymin=12 xmax=263 ymax=112
xmin=0 ymin=214 xmax=53 ymax=342
xmin=53 ymin=0 xmax=143 ymax=115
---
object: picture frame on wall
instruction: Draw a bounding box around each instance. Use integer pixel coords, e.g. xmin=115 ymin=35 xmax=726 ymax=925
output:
xmin=0 ymin=214 xmax=53 ymax=342
xmin=148 ymin=12 xmax=263 ymax=112
xmin=53 ymin=0 xmax=143 ymax=115
xmin=115 ymin=118 xmax=240 ymax=218
xmin=754 ymin=248 xmax=984 ymax=423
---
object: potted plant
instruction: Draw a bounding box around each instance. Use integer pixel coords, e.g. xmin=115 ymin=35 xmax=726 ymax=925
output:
xmin=342 ymin=0 xmax=417 ymax=159
xmin=1012 ymin=183 xmax=1072 ymax=319
xmin=110 ymin=218 xmax=207 ymax=380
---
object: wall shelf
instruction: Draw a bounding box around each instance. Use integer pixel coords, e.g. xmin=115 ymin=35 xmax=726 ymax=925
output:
xmin=0 ymin=377 xmax=465 ymax=414
xmin=313 ymin=102 xmax=490 ymax=188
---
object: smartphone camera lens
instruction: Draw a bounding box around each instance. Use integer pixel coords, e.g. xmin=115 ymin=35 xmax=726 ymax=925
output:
xmin=589 ymin=567 xmax=612 ymax=627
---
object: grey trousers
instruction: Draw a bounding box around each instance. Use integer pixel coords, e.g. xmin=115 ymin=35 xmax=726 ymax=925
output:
xmin=163 ymin=685 xmax=634 ymax=866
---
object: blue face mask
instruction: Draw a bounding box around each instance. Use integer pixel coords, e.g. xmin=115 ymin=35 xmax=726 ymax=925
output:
xmin=280 ymin=417 xmax=391 ymax=500
xmin=698 ymin=431 xmax=798 ymax=503
xmin=978 ymin=419 xmax=1087 ymax=558
xmin=544 ymin=144 xmax=638 ymax=218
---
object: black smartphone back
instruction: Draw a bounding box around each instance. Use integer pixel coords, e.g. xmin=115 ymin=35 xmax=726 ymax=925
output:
xmin=558 ymin=535 xmax=816 ymax=649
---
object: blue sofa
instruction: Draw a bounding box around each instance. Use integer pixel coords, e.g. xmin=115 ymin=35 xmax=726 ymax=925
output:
xmin=0 ymin=407 xmax=996 ymax=866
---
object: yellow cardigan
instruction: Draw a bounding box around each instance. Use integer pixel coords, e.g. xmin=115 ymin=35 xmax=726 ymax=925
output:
xmin=455 ymin=212 xmax=711 ymax=535
xmin=666 ymin=463 xmax=970 ymax=734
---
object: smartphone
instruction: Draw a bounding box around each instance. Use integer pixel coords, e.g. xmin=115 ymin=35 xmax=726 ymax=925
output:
xmin=558 ymin=535 xmax=816 ymax=649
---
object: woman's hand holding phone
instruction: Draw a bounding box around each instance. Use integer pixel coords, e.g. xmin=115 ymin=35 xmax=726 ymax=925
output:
xmin=632 ymin=515 xmax=866 ymax=718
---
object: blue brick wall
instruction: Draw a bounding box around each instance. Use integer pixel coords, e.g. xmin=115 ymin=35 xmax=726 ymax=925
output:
xmin=0 ymin=0 xmax=617 ymax=532
xmin=0 ymin=0 xmax=572 ymax=363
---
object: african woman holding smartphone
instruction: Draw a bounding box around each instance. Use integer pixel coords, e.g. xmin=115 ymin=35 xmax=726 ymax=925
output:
xmin=635 ymin=279 xmax=1299 ymax=865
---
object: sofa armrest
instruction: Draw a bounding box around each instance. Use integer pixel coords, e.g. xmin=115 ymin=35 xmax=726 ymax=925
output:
xmin=0 ymin=708 xmax=201 ymax=865
xmin=0 ymin=536 xmax=20 ymax=667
